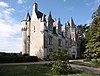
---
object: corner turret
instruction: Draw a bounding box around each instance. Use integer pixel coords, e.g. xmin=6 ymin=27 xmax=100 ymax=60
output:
xmin=21 ymin=11 xmax=31 ymax=55
xmin=70 ymin=17 xmax=76 ymax=28
xmin=46 ymin=11 xmax=52 ymax=22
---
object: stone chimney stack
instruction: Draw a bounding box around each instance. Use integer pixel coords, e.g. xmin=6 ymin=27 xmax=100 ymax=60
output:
xmin=33 ymin=2 xmax=38 ymax=12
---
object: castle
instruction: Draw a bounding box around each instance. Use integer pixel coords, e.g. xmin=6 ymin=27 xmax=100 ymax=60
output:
xmin=21 ymin=3 xmax=78 ymax=59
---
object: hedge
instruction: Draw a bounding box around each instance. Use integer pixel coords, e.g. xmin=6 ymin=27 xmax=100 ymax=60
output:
xmin=0 ymin=56 xmax=38 ymax=63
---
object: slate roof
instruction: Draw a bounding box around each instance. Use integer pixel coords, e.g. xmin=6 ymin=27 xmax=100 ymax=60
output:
xmin=23 ymin=12 xmax=31 ymax=21
xmin=70 ymin=17 xmax=76 ymax=28
xmin=36 ymin=11 xmax=46 ymax=22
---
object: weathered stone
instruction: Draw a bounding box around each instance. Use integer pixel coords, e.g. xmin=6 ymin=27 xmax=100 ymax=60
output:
xmin=21 ymin=2 xmax=78 ymax=59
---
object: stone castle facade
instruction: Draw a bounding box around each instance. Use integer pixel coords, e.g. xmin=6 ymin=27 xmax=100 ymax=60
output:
xmin=21 ymin=3 xmax=78 ymax=59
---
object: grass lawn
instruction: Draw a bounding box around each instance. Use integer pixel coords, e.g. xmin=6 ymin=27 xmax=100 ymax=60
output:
xmin=69 ymin=61 xmax=100 ymax=68
xmin=0 ymin=64 xmax=99 ymax=76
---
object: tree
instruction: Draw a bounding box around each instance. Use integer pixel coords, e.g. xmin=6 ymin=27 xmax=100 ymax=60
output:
xmin=92 ymin=5 xmax=100 ymax=18
xmin=84 ymin=6 xmax=100 ymax=61
xmin=77 ymin=24 xmax=89 ymax=58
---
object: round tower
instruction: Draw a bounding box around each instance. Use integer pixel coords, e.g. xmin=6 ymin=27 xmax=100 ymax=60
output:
xmin=21 ymin=11 xmax=31 ymax=55
xmin=21 ymin=21 xmax=27 ymax=55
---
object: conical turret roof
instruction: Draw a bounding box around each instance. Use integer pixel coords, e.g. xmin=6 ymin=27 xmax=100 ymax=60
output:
xmin=70 ymin=17 xmax=75 ymax=28
xmin=46 ymin=11 xmax=52 ymax=21
xmin=67 ymin=21 xmax=70 ymax=26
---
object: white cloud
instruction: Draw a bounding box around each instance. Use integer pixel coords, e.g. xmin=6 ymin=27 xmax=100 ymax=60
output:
xmin=0 ymin=1 xmax=8 ymax=7
xmin=65 ymin=6 xmax=74 ymax=11
xmin=0 ymin=8 xmax=15 ymax=15
xmin=95 ymin=0 xmax=100 ymax=5
xmin=0 ymin=4 xmax=22 ymax=53
xmin=64 ymin=0 xmax=66 ymax=2
xmin=96 ymin=0 xmax=100 ymax=2
xmin=18 ymin=0 xmax=23 ymax=4
xmin=85 ymin=3 xmax=90 ymax=6
xmin=0 ymin=37 xmax=22 ymax=53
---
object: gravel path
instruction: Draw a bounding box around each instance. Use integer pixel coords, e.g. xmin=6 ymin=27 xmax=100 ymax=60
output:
xmin=0 ymin=61 xmax=54 ymax=65
xmin=70 ymin=64 xmax=100 ymax=74
xmin=0 ymin=61 xmax=100 ymax=74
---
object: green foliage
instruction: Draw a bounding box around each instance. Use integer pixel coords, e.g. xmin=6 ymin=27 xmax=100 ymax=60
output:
xmin=84 ymin=5 xmax=100 ymax=61
xmin=51 ymin=60 xmax=72 ymax=75
xmin=0 ymin=64 xmax=99 ymax=76
xmin=0 ymin=64 xmax=51 ymax=76
xmin=23 ymin=53 xmax=29 ymax=56
xmin=49 ymin=49 xmax=68 ymax=61
xmin=84 ymin=16 xmax=100 ymax=60
xmin=0 ymin=52 xmax=20 ymax=56
xmin=77 ymin=24 xmax=89 ymax=39
xmin=92 ymin=5 xmax=100 ymax=18
xmin=77 ymin=24 xmax=89 ymax=58
xmin=0 ymin=55 xmax=38 ymax=63
xmin=50 ymin=50 xmax=72 ymax=75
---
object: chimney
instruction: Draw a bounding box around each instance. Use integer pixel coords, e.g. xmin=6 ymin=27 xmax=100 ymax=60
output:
xmin=33 ymin=2 xmax=38 ymax=12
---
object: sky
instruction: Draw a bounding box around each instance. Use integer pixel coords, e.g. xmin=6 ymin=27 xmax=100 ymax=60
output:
xmin=0 ymin=0 xmax=100 ymax=53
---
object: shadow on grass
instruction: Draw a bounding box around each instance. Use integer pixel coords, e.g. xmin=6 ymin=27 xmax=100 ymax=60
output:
xmin=0 ymin=64 xmax=99 ymax=76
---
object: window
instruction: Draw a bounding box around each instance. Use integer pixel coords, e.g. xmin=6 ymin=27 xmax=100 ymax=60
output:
xmin=44 ymin=36 xmax=47 ymax=48
xmin=25 ymin=22 xmax=27 ymax=25
xmin=48 ymin=36 xmax=52 ymax=45
xmin=58 ymin=49 xmax=61 ymax=51
xmin=49 ymin=48 xmax=52 ymax=51
xmin=48 ymin=23 xmax=52 ymax=31
xmin=66 ymin=40 xmax=68 ymax=48
xmin=34 ymin=26 xmax=35 ymax=32
xmin=58 ymin=39 xmax=62 ymax=46
xmin=73 ymin=38 xmax=74 ymax=41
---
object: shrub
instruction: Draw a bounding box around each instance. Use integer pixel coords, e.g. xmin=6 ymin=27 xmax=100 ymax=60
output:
xmin=23 ymin=53 xmax=29 ymax=56
xmin=0 ymin=56 xmax=38 ymax=63
xmin=50 ymin=50 xmax=72 ymax=75
xmin=49 ymin=49 xmax=68 ymax=61
xmin=83 ymin=59 xmax=91 ymax=62
xmin=51 ymin=60 xmax=72 ymax=74
xmin=91 ymin=59 xmax=100 ymax=64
